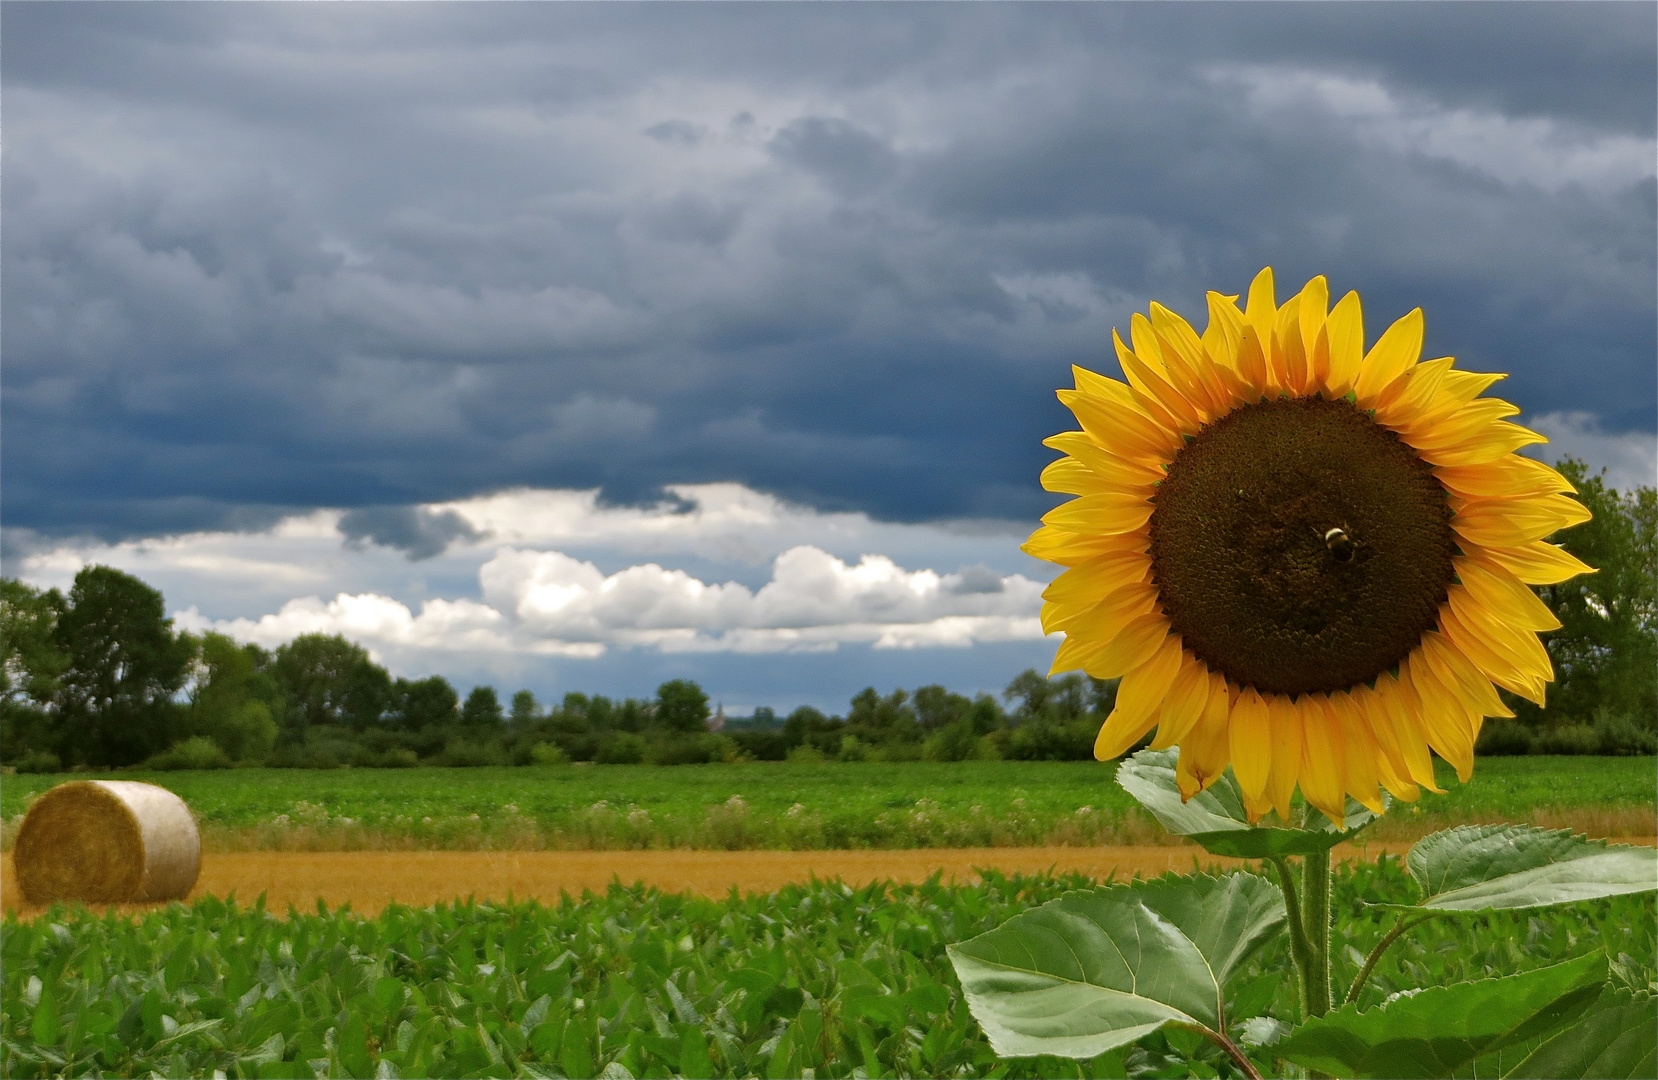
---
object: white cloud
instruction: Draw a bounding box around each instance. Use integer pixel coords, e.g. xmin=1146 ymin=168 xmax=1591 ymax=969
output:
xmin=1218 ymin=66 xmax=1657 ymax=195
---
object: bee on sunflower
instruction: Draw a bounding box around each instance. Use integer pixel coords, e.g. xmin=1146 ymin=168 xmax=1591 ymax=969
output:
xmin=1028 ymin=269 xmax=1593 ymax=824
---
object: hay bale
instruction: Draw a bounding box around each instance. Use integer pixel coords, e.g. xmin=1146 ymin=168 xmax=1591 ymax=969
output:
xmin=14 ymin=780 xmax=200 ymax=904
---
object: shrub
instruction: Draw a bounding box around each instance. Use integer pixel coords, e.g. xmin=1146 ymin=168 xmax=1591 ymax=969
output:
xmin=730 ymin=729 xmax=789 ymax=761
xmin=530 ymin=741 xmax=570 ymax=766
xmin=595 ymin=732 xmax=647 ymax=765
xmin=837 ymin=735 xmax=871 ymax=762
xmin=365 ymin=748 xmax=419 ymax=768
xmin=1475 ymin=719 xmax=1535 ymax=756
xmin=144 ymin=735 xmax=231 ymax=771
xmin=435 ymin=738 xmax=508 ymax=767
xmin=1593 ymin=709 xmax=1658 ymax=755
xmin=1004 ymin=720 xmax=1096 ymax=761
xmin=10 ymin=749 xmax=61 ymax=774
xmin=1535 ymin=724 xmax=1600 ymax=755
xmin=924 ymin=719 xmax=981 ymax=762
xmin=786 ymin=744 xmax=827 ymax=764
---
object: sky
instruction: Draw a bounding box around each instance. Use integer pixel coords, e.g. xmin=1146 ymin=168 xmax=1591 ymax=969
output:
xmin=4 ymin=2 xmax=1654 ymax=715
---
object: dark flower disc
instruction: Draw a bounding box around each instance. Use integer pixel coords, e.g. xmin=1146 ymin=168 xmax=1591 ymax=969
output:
xmin=1149 ymin=396 xmax=1454 ymax=696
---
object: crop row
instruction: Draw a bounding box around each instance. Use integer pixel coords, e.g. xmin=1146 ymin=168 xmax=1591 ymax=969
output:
xmin=5 ymin=860 xmax=1654 ymax=1079
xmin=6 ymin=757 xmax=1654 ymax=853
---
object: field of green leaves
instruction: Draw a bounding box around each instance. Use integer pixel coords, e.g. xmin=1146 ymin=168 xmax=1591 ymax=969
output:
xmin=3 ymin=859 xmax=1653 ymax=1080
xmin=4 ymin=757 xmax=1654 ymax=852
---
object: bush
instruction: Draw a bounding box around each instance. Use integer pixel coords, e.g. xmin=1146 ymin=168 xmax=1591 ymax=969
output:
xmin=10 ymin=749 xmax=61 ymax=774
xmin=1535 ymin=724 xmax=1600 ymax=755
xmin=730 ymin=729 xmax=789 ymax=761
xmin=650 ymin=733 xmax=732 ymax=766
xmin=837 ymin=735 xmax=871 ymax=762
xmin=530 ymin=741 xmax=570 ymax=766
xmin=144 ymin=735 xmax=231 ymax=771
xmin=435 ymin=738 xmax=508 ymax=767
xmin=364 ymin=748 xmax=419 ymax=768
xmin=596 ymin=732 xmax=648 ymax=765
xmin=1593 ymin=709 xmax=1658 ymax=755
xmin=1005 ymin=720 xmax=1097 ymax=761
xmin=786 ymin=744 xmax=827 ymax=764
xmin=924 ymin=719 xmax=981 ymax=762
xmin=1475 ymin=719 xmax=1535 ymax=756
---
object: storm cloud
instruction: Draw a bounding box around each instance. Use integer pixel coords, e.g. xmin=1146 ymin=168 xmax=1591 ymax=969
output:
xmin=4 ymin=2 xmax=1652 ymax=548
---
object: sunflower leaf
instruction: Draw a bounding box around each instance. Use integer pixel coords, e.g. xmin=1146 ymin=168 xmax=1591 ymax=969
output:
xmin=1101 ymin=872 xmax=1287 ymax=991
xmin=946 ymin=885 xmax=1222 ymax=1058
xmin=1117 ymin=748 xmax=1377 ymax=856
xmin=1274 ymin=953 xmax=1607 ymax=1079
xmin=1503 ymin=991 xmax=1657 ymax=1079
xmin=1377 ymin=824 xmax=1658 ymax=912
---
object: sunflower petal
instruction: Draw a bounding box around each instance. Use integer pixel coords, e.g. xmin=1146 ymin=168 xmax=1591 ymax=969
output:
xmin=1298 ymin=696 xmax=1349 ymax=823
xmin=1228 ymin=687 xmax=1274 ymax=802
xmin=1439 ymin=600 xmax=1549 ymax=706
xmin=1175 ymin=673 xmax=1234 ymax=800
xmin=1060 ymin=388 xmax=1178 ymax=462
xmin=1042 ymin=549 xmax=1153 ymax=605
xmin=1041 ymin=492 xmax=1156 ymax=534
xmin=1355 ymin=307 xmax=1424 ymax=406
xmin=1021 ymin=524 xmax=1142 ymax=567
xmin=1041 ymin=577 xmax=1157 ymax=636
xmin=1148 ymin=651 xmax=1212 ymax=750
xmin=1044 ymin=430 xmax=1168 ymax=488
xmin=1330 ymin=694 xmax=1387 ymax=814
xmin=1433 ymin=455 xmax=1576 ymax=500
xmin=1417 ymin=420 xmax=1548 ymax=467
xmin=1402 ymin=653 xmax=1475 ymax=782
xmin=1455 ymin=556 xmax=1564 ymax=632
xmin=1469 ymin=539 xmax=1595 ymax=586
xmin=1421 ymin=631 xmax=1513 ymax=719
xmin=1323 ymin=290 xmax=1365 ymax=396
xmin=1374 ymin=671 xmax=1446 ymax=793
xmin=1451 ymin=493 xmax=1593 ymax=546
xmin=1094 ymin=634 xmax=1185 ymax=759
xmin=1264 ymin=695 xmax=1306 ymax=822
xmin=1080 ymin=612 xmax=1172 ymax=679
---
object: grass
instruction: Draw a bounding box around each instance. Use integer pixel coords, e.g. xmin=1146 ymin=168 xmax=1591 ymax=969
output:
xmin=3 ymin=757 xmax=1652 ymax=852
xmin=3 ymin=861 xmax=1652 ymax=1079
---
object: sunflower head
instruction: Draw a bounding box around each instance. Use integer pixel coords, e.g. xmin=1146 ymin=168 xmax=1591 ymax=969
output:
xmin=1027 ymin=268 xmax=1594 ymax=824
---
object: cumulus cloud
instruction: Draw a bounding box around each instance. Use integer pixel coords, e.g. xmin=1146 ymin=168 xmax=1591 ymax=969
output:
xmin=1525 ymin=412 xmax=1657 ymax=496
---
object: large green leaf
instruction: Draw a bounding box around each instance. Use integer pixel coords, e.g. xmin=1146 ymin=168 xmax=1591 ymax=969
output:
xmin=1275 ymin=953 xmax=1607 ymax=1078
xmin=1504 ymin=992 xmax=1657 ymax=1079
xmin=1116 ymin=748 xmax=1379 ymax=857
xmin=947 ymin=887 xmax=1221 ymax=1058
xmin=1120 ymin=873 xmax=1285 ymax=991
xmin=1393 ymin=825 xmax=1658 ymax=912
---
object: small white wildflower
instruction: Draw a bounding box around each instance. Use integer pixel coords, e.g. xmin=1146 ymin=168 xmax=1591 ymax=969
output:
xmin=785 ymin=802 xmax=807 ymax=818
xmin=1075 ymin=806 xmax=1094 ymax=817
xmin=421 ymin=816 xmax=434 ymax=825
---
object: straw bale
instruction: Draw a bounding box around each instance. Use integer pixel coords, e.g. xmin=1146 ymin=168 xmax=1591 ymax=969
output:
xmin=13 ymin=780 xmax=200 ymax=904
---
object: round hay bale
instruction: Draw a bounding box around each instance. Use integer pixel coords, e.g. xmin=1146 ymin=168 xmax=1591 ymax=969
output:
xmin=14 ymin=780 xmax=200 ymax=904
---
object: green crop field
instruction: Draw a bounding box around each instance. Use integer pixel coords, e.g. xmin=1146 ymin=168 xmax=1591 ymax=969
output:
xmin=4 ymin=862 xmax=1653 ymax=1079
xmin=4 ymin=757 xmax=1653 ymax=852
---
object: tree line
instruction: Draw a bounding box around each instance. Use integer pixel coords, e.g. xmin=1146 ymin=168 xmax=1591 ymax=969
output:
xmin=2 ymin=459 xmax=1650 ymax=771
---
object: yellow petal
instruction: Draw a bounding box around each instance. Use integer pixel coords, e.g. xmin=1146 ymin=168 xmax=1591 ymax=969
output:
xmin=1417 ymin=420 xmax=1547 ymax=467
xmin=1342 ymin=687 xmax=1418 ymax=803
xmin=1323 ymin=290 xmax=1365 ymax=396
xmin=1094 ymin=633 xmax=1184 ymax=759
xmin=1175 ymin=673 xmax=1233 ymax=799
xmin=1228 ymin=687 xmax=1273 ymax=802
xmin=1021 ymin=524 xmax=1142 ymax=567
xmin=1451 ymin=493 xmax=1592 ymax=547
xmin=1041 ymin=577 xmax=1157 ymax=636
xmin=1081 ymin=611 xmax=1173 ymax=679
xmin=1327 ymin=694 xmax=1386 ymax=814
xmin=1235 ymin=324 xmax=1272 ymax=397
xmin=1243 ymin=266 xmax=1277 ymax=345
xmin=1397 ymin=368 xmax=1507 ymax=435
xmin=1049 ymin=633 xmax=1107 ymax=676
xmin=1433 ymin=455 xmax=1576 ymax=500
xmin=1043 ymin=431 xmax=1168 ymax=489
xmin=1127 ymin=317 xmax=1206 ymax=431
xmin=1354 ymin=307 xmax=1424 ymax=406
xmin=1264 ymin=694 xmax=1306 ymax=822
xmin=1402 ymin=653 xmax=1475 ymax=782
xmin=1469 ymin=539 xmax=1595 ymax=586
xmin=1040 ymin=492 xmax=1156 ymax=534
xmin=1439 ymin=600 xmax=1548 ymax=706
xmin=1041 ymin=457 xmax=1134 ymax=496
xmin=1422 ymin=631 xmax=1513 ymax=719
xmin=1042 ymin=549 xmax=1153 ymax=606
xmin=1456 ymin=555 xmax=1564 ymax=632
xmin=1275 ymin=295 xmax=1310 ymax=396
xmin=1148 ymin=652 xmax=1212 ymax=750
xmin=1061 ymin=387 xmax=1179 ymax=463
xmin=1298 ymin=696 xmax=1348 ymax=823
xmin=1374 ymin=671 xmax=1446 ymax=793
xmin=1297 ymin=276 xmax=1329 ymax=362
xmin=1375 ymin=356 xmax=1452 ymax=429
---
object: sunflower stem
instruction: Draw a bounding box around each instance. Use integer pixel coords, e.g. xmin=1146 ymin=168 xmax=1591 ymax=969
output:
xmin=1302 ymin=848 xmax=1332 ymax=1018
xmin=1346 ymin=913 xmax=1435 ymax=1005
xmin=1267 ymin=856 xmax=1315 ymax=1019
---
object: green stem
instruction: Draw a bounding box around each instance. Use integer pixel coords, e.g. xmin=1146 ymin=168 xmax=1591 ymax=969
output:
xmin=1345 ymin=913 xmax=1435 ymax=1005
xmin=1267 ymin=856 xmax=1315 ymax=1020
xmin=1169 ymin=1021 xmax=1264 ymax=1080
xmin=1302 ymin=848 xmax=1332 ymax=1018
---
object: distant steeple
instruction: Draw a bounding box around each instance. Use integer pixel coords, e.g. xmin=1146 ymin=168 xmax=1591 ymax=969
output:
xmin=709 ymin=702 xmax=726 ymax=732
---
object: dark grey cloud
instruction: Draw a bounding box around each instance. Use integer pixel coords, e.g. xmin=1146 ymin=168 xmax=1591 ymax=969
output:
xmin=3 ymin=2 xmax=1653 ymax=544
xmin=338 ymin=506 xmax=484 ymax=561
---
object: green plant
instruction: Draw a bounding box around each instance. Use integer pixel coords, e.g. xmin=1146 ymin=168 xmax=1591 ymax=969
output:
xmin=143 ymin=736 xmax=231 ymax=771
xmin=529 ymin=741 xmax=570 ymax=766
xmin=948 ymin=748 xmax=1658 ymax=1079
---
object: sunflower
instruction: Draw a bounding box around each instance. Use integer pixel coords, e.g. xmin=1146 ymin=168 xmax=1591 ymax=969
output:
xmin=1028 ymin=268 xmax=1593 ymax=824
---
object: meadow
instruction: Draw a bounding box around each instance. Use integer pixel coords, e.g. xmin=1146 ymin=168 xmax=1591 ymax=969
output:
xmin=3 ymin=757 xmax=1653 ymax=852
xmin=4 ymin=860 xmax=1652 ymax=1080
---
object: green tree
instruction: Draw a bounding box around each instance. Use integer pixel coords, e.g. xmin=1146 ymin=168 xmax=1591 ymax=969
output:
xmin=0 ymin=579 xmax=70 ymax=764
xmin=913 ymin=684 xmax=972 ymax=731
xmin=461 ymin=685 xmax=505 ymax=728
xmin=273 ymin=634 xmax=392 ymax=733
xmin=52 ymin=565 xmax=196 ymax=766
xmin=187 ymin=632 xmax=280 ymax=763
xmin=655 ymin=679 xmax=711 ymax=733
xmin=509 ymin=689 xmax=541 ymax=726
xmin=393 ymin=675 xmax=459 ymax=729
xmin=1519 ymin=459 xmax=1658 ymax=732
